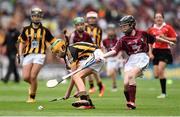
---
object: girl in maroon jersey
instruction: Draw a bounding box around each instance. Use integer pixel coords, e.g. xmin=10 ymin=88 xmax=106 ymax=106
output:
xmin=69 ymin=17 xmax=93 ymax=44
xmin=97 ymin=15 xmax=156 ymax=109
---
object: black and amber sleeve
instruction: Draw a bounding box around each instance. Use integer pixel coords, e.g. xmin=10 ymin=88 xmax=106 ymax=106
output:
xmin=97 ymin=28 xmax=102 ymax=48
xmin=18 ymin=27 xmax=27 ymax=43
xmin=45 ymin=28 xmax=56 ymax=44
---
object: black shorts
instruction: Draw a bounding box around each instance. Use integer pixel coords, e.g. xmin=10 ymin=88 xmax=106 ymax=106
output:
xmin=152 ymin=48 xmax=173 ymax=65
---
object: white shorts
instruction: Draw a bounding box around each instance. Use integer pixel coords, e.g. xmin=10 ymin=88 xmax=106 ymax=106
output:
xmin=23 ymin=54 xmax=46 ymax=66
xmin=124 ymin=53 xmax=149 ymax=72
xmin=79 ymin=49 xmax=104 ymax=72
xmin=106 ymin=57 xmax=119 ymax=71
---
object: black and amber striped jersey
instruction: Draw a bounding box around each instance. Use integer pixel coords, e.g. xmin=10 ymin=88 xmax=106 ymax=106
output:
xmin=18 ymin=23 xmax=56 ymax=55
xmin=65 ymin=42 xmax=98 ymax=68
xmin=85 ymin=25 xmax=102 ymax=48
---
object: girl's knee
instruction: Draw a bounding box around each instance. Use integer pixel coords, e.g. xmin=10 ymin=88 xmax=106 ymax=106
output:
xmin=23 ymin=76 xmax=30 ymax=83
xmin=129 ymin=79 xmax=136 ymax=86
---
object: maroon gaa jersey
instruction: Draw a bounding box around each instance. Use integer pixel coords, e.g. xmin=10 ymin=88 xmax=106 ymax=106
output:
xmin=69 ymin=30 xmax=93 ymax=44
xmin=103 ymin=37 xmax=118 ymax=51
xmin=112 ymin=30 xmax=155 ymax=55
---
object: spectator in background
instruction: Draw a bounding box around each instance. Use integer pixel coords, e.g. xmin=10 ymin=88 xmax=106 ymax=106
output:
xmin=1 ymin=19 xmax=20 ymax=83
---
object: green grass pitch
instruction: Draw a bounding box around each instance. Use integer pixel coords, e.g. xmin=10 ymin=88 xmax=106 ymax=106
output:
xmin=0 ymin=78 xmax=180 ymax=116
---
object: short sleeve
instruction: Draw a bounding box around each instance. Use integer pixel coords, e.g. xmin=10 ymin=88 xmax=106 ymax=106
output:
xmin=45 ymin=28 xmax=55 ymax=43
xmin=167 ymin=25 xmax=177 ymax=38
xmin=19 ymin=28 xmax=27 ymax=43
xmin=147 ymin=28 xmax=152 ymax=35
xmin=98 ymin=28 xmax=102 ymax=40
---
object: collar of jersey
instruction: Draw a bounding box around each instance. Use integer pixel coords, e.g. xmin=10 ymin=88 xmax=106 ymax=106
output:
xmin=153 ymin=22 xmax=166 ymax=29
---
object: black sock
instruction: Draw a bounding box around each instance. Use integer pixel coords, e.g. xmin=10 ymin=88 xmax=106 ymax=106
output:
xmin=97 ymin=82 xmax=103 ymax=90
xmin=30 ymin=94 xmax=35 ymax=99
xmin=80 ymin=95 xmax=88 ymax=100
xmin=90 ymin=83 xmax=94 ymax=88
xmin=89 ymin=80 xmax=94 ymax=88
xmin=160 ymin=79 xmax=166 ymax=94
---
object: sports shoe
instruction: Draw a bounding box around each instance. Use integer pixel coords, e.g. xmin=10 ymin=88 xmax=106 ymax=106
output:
xmin=157 ymin=94 xmax=166 ymax=99
xmin=1 ymin=78 xmax=8 ymax=83
xmin=89 ymin=87 xmax=96 ymax=94
xmin=26 ymin=87 xmax=36 ymax=103
xmin=112 ymin=86 xmax=118 ymax=92
xmin=126 ymin=102 xmax=136 ymax=110
xmin=72 ymin=100 xmax=90 ymax=107
xmin=112 ymin=87 xmax=118 ymax=92
xmin=77 ymin=105 xmax=95 ymax=109
xmin=99 ymin=84 xmax=105 ymax=97
xmin=26 ymin=98 xmax=36 ymax=103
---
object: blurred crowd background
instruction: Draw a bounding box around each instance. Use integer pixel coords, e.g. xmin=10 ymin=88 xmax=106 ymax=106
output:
xmin=0 ymin=0 xmax=180 ymax=64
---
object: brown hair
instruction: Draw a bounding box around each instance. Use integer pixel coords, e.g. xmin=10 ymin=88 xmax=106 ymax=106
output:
xmin=154 ymin=11 xmax=164 ymax=19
